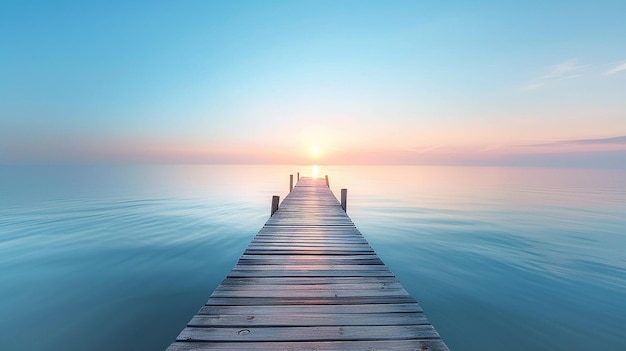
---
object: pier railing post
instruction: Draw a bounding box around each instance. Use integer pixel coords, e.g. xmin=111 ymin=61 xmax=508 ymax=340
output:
xmin=290 ymin=174 xmax=294 ymax=192
xmin=341 ymin=188 xmax=347 ymax=212
xmin=297 ymin=172 xmax=300 ymax=181
xmin=271 ymin=196 xmax=280 ymax=216
xmin=325 ymin=175 xmax=329 ymax=187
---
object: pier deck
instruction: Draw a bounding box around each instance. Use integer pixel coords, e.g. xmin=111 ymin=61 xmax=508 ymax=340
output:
xmin=166 ymin=177 xmax=449 ymax=350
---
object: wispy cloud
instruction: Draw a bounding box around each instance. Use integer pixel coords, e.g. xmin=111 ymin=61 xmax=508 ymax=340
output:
xmin=541 ymin=59 xmax=590 ymax=79
xmin=565 ymin=136 xmax=626 ymax=145
xmin=606 ymin=62 xmax=626 ymax=75
xmin=526 ymin=136 xmax=626 ymax=147
xmin=522 ymin=59 xmax=591 ymax=91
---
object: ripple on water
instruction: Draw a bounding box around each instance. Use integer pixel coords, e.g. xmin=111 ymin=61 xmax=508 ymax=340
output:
xmin=1 ymin=165 xmax=625 ymax=351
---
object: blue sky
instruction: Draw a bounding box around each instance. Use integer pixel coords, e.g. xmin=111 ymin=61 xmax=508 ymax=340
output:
xmin=1 ymin=0 xmax=625 ymax=166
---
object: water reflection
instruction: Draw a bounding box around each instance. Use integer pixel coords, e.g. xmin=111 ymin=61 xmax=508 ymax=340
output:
xmin=311 ymin=165 xmax=319 ymax=178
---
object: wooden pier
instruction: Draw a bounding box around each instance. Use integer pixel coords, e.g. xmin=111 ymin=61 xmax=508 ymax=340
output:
xmin=166 ymin=177 xmax=449 ymax=351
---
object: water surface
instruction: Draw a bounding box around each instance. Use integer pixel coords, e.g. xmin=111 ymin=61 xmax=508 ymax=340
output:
xmin=1 ymin=165 xmax=624 ymax=350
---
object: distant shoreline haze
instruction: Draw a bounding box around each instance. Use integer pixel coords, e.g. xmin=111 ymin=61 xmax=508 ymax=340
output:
xmin=1 ymin=145 xmax=625 ymax=169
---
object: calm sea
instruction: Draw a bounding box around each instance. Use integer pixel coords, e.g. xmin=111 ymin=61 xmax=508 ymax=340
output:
xmin=1 ymin=165 xmax=625 ymax=351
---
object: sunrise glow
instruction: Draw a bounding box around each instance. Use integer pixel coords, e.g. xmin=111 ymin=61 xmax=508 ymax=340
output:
xmin=0 ymin=2 xmax=624 ymax=168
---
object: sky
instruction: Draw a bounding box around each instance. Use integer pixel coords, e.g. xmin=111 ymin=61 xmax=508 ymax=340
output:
xmin=1 ymin=0 xmax=625 ymax=167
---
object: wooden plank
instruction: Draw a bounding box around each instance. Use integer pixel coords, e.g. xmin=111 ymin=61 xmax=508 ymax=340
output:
xmin=257 ymin=227 xmax=363 ymax=233
xmin=198 ymin=303 xmax=423 ymax=315
xmin=177 ymin=325 xmax=439 ymax=342
xmin=238 ymin=254 xmax=382 ymax=259
xmin=217 ymin=277 xmax=402 ymax=285
xmin=214 ymin=282 xmax=404 ymax=291
xmin=243 ymin=250 xmax=376 ymax=255
xmin=251 ymin=238 xmax=369 ymax=243
xmin=188 ymin=312 xmax=429 ymax=327
xmin=245 ymin=244 xmax=374 ymax=249
xmin=226 ymin=270 xmax=395 ymax=278
xmin=205 ymin=296 xmax=416 ymax=306
xmin=230 ymin=264 xmax=389 ymax=270
xmin=209 ymin=288 xmax=409 ymax=298
xmin=166 ymin=177 xmax=449 ymax=351
xmin=167 ymin=339 xmax=449 ymax=351
xmin=237 ymin=259 xmax=384 ymax=265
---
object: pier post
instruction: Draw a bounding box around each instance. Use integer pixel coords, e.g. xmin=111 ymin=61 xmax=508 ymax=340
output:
xmin=290 ymin=175 xmax=293 ymax=192
xmin=341 ymin=188 xmax=347 ymax=212
xmin=325 ymin=175 xmax=329 ymax=187
xmin=271 ymin=196 xmax=280 ymax=216
xmin=297 ymin=172 xmax=300 ymax=181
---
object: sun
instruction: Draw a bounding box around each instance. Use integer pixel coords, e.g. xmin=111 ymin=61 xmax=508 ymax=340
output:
xmin=311 ymin=145 xmax=320 ymax=157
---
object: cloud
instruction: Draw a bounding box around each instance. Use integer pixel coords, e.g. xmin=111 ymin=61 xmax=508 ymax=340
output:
xmin=522 ymin=59 xmax=591 ymax=91
xmin=606 ymin=62 xmax=626 ymax=75
xmin=525 ymin=136 xmax=626 ymax=147
xmin=565 ymin=136 xmax=626 ymax=145
xmin=541 ymin=59 xmax=590 ymax=79
xmin=490 ymin=150 xmax=626 ymax=169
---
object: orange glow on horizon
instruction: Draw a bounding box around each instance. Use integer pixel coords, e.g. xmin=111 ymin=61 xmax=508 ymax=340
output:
xmin=24 ymin=132 xmax=623 ymax=166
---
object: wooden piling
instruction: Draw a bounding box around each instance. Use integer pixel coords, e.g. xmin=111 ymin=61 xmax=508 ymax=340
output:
xmin=341 ymin=188 xmax=347 ymax=212
xmin=325 ymin=175 xmax=329 ymax=187
xmin=297 ymin=172 xmax=300 ymax=181
xmin=290 ymin=175 xmax=294 ymax=193
xmin=271 ymin=195 xmax=279 ymax=216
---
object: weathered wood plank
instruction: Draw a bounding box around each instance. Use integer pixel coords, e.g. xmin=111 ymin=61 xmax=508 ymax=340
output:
xmin=176 ymin=325 xmax=439 ymax=342
xmin=198 ymin=303 xmax=423 ymax=315
xmin=251 ymin=238 xmax=369 ymax=243
xmin=257 ymin=227 xmax=364 ymax=233
xmin=218 ymin=277 xmax=402 ymax=285
xmin=243 ymin=250 xmax=376 ymax=255
xmin=238 ymin=254 xmax=383 ymax=260
xmin=226 ymin=270 xmax=395 ymax=277
xmin=188 ymin=312 xmax=429 ymax=327
xmin=209 ymin=288 xmax=409 ymax=298
xmin=230 ymin=264 xmax=390 ymax=270
xmin=237 ymin=260 xmax=384 ymax=266
xmin=205 ymin=296 xmax=416 ymax=306
xmin=214 ymin=282 xmax=404 ymax=291
xmin=237 ymin=258 xmax=384 ymax=265
xmin=245 ymin=245 xmax=374 ymax=250
xmin=166 ymin=339 xmax=449 ymax=351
